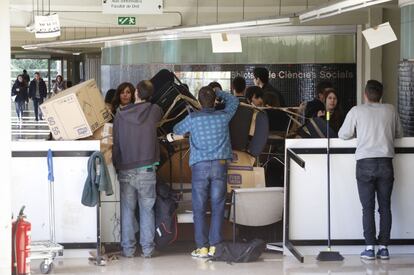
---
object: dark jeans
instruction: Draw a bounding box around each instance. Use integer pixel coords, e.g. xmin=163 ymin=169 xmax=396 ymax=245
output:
xmin=15 ymin=101 xmax=25 ymax=119
xmin=32 ymin=97 xmax=44 ymax=120
xmin=191 ymin=160 xmax=227 ymax=248
xmin=356 ymin=158 xmax=394 ymax=245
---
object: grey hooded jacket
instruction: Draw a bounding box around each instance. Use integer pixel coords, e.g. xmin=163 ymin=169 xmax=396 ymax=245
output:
xmin=112 ymin=101 xmax=163 ymax=170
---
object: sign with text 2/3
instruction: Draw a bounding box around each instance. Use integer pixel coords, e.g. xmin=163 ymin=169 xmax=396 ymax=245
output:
xmin=34 ymin=14 xmax=61 ymax=38
xmin=118 ymin=16 xmax=136 ymax=25
xmin=102 ymin=0 xmax=163 ymax=14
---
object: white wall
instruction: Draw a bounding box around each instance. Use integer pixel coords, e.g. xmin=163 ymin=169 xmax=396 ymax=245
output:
xmin=0 ymin=0 xmax=12 ymax=274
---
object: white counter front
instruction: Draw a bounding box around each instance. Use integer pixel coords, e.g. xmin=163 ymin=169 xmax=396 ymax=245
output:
xmin=11 ymin=141 xmax=100 ymax=244
xmin=284 ymin=138 xmax=414 ymax=260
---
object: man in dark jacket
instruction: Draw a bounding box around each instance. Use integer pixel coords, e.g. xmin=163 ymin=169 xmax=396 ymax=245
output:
xmin=22 ymin=69 xmax=30 ymax=83
xmin=253 ymin=67 xmax=286 ymax=107
xmin=304 ymin=80 xmax=333 ymax=118
xmin=29 ymin=72 xmax=47 ymax=121
xmin=112 ymin=80 xmax=163 ymax=258
xmin=232 ymin=76 xmax=247 ymax=102
xmin=229 ymin=76 xmax=269 ymax=156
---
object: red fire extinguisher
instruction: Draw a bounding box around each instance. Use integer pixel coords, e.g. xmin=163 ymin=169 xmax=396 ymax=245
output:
xmin=12 ymin=206 xmax=31 ymax=275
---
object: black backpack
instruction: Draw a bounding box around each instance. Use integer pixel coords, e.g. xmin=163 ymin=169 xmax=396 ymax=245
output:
xmin=211 ymin=239 xmax=265 ymax=263
xmin=154 ymin=182 xmax=178 ymax=248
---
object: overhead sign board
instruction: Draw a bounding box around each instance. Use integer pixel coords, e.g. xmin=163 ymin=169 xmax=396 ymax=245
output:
xmin=102 ymin=0 xmax=163 ymax=14
xmin=34 ymin=14 xmax=61 ymax=38
xmin=118 ymin=16 xmax=136 ymax=25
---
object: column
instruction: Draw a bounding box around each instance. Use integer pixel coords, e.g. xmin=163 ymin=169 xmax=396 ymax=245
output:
xmin=398 ymin=0 xmax=414 ymax=136
xmin=0 ymin=0 xmax=12 ymax=274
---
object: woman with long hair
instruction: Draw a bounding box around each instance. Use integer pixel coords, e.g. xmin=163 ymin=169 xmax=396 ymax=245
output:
xmin=11 ymin=74 xmax=28 ymax=122
xmin=317 ymin=88 xmax=344 ymax=134
xmin=52 ymin=75 xmax=67 ymax=94
xmin=111 ymin=82 xmax=136 ymax=116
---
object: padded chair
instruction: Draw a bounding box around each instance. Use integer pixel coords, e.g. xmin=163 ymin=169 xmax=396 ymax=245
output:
xmin=229 ymin=187 xmax=284 ymax=252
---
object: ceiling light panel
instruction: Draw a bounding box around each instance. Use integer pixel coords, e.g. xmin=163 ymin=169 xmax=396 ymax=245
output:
xmin=299 ymin=0 xmax=393 ymax=22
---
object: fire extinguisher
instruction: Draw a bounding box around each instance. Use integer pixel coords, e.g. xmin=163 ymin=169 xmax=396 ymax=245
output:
xmin=12 ymin=206 xmax=31 ymax=275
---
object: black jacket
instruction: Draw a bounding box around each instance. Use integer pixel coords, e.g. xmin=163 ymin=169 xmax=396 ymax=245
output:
xmin=112 ymin=102 xmax=163 ymax=170
xmin=262 ymin=83 xmax=286 ymax=107
xmin=29 ymin=79 xmax=47 ymax=99
xmin=11 ymin=81 xmax=28 ymax=102
xmin=229 ymin=99 xmax=269 ymax=156
xmin=22 ymin=73 xmax=30 ymax=84
xmin=229 ymin=103 xmax=254 ymax=151
xmin=304 ymin=98 xmax=325 ymax=118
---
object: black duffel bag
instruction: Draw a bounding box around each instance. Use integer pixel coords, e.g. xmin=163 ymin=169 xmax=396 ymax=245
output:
xmin=211 ymin=239 xmax=265 ymax=263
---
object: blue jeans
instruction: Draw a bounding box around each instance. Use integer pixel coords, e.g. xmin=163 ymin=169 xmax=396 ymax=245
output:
xmin=32 ymin=97 xmax=44 ymax=120
xmin=119 ymin=167 xmax=156 ymax=256
xmin=356 ymin=158 xmax=394 ymax=245
xmin=191 ymin=160 xmax=227 ymax=248
xmin=15 ymin=101 xmax=25 ymax=119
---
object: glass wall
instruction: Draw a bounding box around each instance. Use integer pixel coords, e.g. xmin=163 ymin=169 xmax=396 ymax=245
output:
xmin=11 ymin=58 xmax=67 ymax=92
xmin=102 ymin=34 xmax=356 ymax=66
xmin=175 ymin=71 xmax=231 ymax=97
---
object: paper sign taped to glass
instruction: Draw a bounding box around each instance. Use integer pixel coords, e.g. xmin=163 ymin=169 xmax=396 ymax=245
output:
xmin=362 ymin=22 xmax=397 ymax=49
xmin=35 ymin=14 xmax=61 ymax=38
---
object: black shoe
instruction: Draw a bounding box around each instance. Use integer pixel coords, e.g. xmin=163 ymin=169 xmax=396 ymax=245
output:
xmin=360 ymin=249 xmax=375 ymax=260
xmin=376 ymin=248 xmax=390 ymax=260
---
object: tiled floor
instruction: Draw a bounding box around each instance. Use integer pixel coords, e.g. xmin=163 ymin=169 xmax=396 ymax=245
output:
xmin=28 ymin=244 xmax=414 ymax=275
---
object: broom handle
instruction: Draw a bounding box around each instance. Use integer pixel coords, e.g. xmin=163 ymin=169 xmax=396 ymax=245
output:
xmin=326 ymin=111 xmax=331 ymax=250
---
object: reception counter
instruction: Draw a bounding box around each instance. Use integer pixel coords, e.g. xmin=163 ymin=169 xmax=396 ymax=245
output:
xmin=284 ymin=138 xmax=414 ymax=262
xmin=11 ymin=140 xmax=122 ymax=246
xmin=11 ymin=141 xmax=103 ymax=245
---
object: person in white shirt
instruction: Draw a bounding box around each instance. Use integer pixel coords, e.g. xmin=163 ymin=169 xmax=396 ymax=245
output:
xmin=338 ymin=80 xmax=403 ymax=260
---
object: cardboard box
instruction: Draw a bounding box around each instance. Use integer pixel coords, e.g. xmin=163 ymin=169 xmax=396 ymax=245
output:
xmin=40 ymin=79 xmax=111 ymax=140
xmin=87 ymin=123 xmax=113 ymax=145
xmin=100 ymin=143 xmax=113 ymax=167
xmin=227 ymin=151 xmax=265 ymax=193
xmin=83 ymin=123 xmax=113 ymax=165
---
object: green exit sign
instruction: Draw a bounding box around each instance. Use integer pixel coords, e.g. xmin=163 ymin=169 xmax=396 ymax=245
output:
xmin=118 ymin=17 xmax=136 ymax=26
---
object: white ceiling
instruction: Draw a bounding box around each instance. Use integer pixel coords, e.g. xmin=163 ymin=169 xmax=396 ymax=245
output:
xmin=9 ymin=0 xmax=399 ymax=51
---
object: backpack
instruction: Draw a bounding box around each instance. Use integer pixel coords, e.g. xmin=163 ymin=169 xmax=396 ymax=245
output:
xmin=154 ymin=182 xmax=178 ymax=248
xmin=211 ymin=239 xmax=265 ymax=263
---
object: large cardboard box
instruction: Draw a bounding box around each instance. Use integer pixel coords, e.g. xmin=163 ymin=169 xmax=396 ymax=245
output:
xmin=87 ymin=123 xmax=113 ymax=145
xmin=84 ymin=123 xmax=113 ymax=165
xmin=40 ymin=79 xmax=111 ymax=140
xmin=227 ymin=151 xmax=265 ymax=193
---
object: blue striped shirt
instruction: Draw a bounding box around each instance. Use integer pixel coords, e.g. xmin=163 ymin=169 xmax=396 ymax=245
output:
xmin=173 ymin=91 xmax=239 ymax=166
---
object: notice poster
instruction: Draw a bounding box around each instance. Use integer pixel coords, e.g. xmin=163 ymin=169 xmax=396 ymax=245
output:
xmin=34 ymin=14 xmax=61 ymax=38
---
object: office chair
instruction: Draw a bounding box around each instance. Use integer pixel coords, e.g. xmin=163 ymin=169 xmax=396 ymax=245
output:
xmin=229 ymin=187 xmax=284 ymax=252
